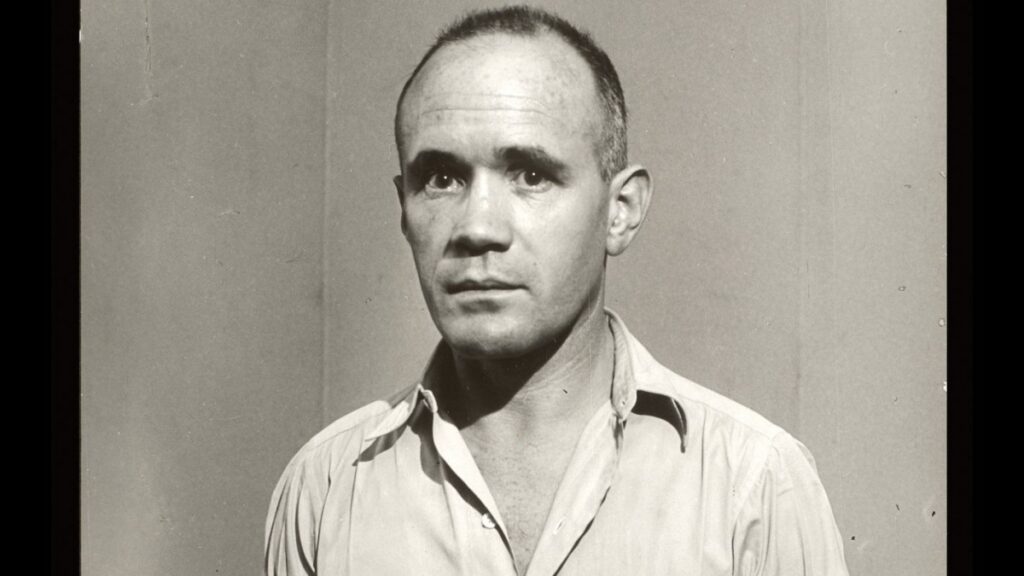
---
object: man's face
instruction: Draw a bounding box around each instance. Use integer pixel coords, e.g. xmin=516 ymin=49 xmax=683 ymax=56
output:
xmin=395 ymin=33 xmax=612 ymax=359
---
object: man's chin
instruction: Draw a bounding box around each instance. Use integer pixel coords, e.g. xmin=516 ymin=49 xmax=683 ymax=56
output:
xmin=442 ymin=332 xmax=533 ymax=360
xmin=438 ymin=319 xmax=542 ymax=360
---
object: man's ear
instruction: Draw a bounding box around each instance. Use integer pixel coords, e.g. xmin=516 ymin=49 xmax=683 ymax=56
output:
xmin=393 ymin=175 xmax=408 ymax=237
xmin=605 ymin=164 xmax=653 ymax=256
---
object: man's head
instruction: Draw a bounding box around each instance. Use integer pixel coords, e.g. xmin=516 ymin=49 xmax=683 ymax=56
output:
xmin=393 ymin=6 xmax=652 ymax=360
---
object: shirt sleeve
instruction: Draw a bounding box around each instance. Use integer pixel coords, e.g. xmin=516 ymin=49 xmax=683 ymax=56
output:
xmin=732 ymin=433 xmax=849 ymax=576
xmin=264 ymin=448 xmax=329 ymax=576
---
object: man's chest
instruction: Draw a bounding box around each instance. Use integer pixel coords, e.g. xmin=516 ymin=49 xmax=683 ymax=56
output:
xmin=318 ymin=465 xmax=724 ymax=576
xmin=477 ymin=459 xmax=566 ymax=574
xmin=317 ymin=431 xmax=729 ymax=576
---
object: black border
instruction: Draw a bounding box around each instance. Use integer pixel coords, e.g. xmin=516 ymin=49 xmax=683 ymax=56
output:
xmin=947 ymin=0 xmax=972 ymax=574
xmin=52 ymin=0 xmax=81 ymax=573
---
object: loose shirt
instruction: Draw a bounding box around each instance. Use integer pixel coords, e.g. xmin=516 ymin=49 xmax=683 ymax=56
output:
xmin=266 ymin=311 xmax=849 ymax=575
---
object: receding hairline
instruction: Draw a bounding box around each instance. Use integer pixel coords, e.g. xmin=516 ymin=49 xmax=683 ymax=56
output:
xmin=393 ymin=9 xmax=628 ymax=181
xmin=395 ymin=31 xmax=604 ymax=138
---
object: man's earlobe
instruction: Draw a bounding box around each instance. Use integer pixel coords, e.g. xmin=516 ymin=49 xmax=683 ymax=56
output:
xmin=393 ymin=175 xmax=408 ymax=236
xmin=606 ymin=165 xmax=654 ymax=256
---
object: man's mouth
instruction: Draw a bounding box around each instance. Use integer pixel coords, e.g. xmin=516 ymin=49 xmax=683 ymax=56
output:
xmin=446 ymin=278 xmax=521 ymax=294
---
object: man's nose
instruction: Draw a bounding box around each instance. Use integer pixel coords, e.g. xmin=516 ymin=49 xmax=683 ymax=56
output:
xmin=450 ymin=171 xmax=512 ymax=255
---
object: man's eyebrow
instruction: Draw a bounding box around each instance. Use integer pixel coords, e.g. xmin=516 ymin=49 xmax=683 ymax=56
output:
xmin=496 ymin=146 xmax=570 ymax=179
xmin=405 ymin=150 xmax=465 ymax=178
xmin=404 ymin=146 xmax=571 ymax=181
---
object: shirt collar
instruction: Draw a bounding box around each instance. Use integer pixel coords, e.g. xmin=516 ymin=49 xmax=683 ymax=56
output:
xmin=605 ymin=308 xmax=688 ymax=451
xmin=364 ymin=309 xmax=688 ymax=451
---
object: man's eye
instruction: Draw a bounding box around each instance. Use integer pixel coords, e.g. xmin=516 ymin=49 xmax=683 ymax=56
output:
xmin=425 ymin=172 xmax=462 ymax=192
xmin=513 ymin=169 xmax=552 ymax=190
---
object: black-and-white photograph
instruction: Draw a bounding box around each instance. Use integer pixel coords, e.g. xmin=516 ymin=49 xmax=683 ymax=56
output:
xmin=79 ymin=1 xmax=949 ymax=574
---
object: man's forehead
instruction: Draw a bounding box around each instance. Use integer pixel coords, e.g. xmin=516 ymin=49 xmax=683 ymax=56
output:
xmin=411 ymin=92 xmax=563 ymax=121
xmin=399 ymin=33 xmax=600 ymax=131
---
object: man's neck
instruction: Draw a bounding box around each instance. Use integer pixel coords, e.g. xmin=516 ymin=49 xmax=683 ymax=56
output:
xmin=440 ymin=302 xmax=615 ymax=446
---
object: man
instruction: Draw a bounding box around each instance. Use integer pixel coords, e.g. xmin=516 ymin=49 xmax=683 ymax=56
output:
xmin=266 ymin=6 xmax=849 ymax=575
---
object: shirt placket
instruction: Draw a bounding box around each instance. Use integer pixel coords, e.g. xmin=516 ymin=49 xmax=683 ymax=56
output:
xmin=523 ymin=406 xmax=625 ymax=576
xmin=426 ymin=392 xmax=520 ymax=575
xmin=525 ymin=313 xmax=636 ymax=575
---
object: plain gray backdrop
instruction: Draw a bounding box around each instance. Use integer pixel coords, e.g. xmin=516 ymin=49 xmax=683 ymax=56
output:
xmin=82 ymin=1 xmax=946 ymax=574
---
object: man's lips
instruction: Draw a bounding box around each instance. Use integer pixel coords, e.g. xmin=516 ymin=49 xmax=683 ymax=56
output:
xmin=445 ymin=278 xmax=522 ymax=294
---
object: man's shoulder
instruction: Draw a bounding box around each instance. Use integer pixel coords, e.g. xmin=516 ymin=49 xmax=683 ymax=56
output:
xmin=630 ymin=350 xmax=848 ymax=575
xmin=661 ymin=367 xmax=784 ymax=442
xmin=630 ymin=343 xmax=818 ymax=501
xmin=611 ymin=310 xmax=785 ymax=445
xmin=658 ymin=367 xmax=814 ymax=464
xmin=629 ymin=334 xmax=822 ymax=478
xmin=279 ymin=384 xmax=418 ymax=476
xmin=626 ymin=334 xmax=784 ymax=444
xmin=265 ymin=384 xmax=421 ymax=560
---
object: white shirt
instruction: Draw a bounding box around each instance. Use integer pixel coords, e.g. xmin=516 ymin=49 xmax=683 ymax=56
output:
xmin=266 ymin=310 xmax=849 ymax=575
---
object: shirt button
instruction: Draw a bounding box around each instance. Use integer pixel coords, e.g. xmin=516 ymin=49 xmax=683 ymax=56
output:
xmin=481 ymin=513 xmax=496 ymax=529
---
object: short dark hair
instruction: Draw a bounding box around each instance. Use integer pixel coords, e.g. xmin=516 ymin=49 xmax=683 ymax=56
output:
xmin=394 ymin=5 xmax=628 ymax=181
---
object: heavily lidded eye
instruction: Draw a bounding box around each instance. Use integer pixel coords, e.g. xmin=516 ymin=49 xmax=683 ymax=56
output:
xmin=425 ymin=171 xmax=462 ymax=193
xmin=513 ymin=168 xmax=552 ymax=191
